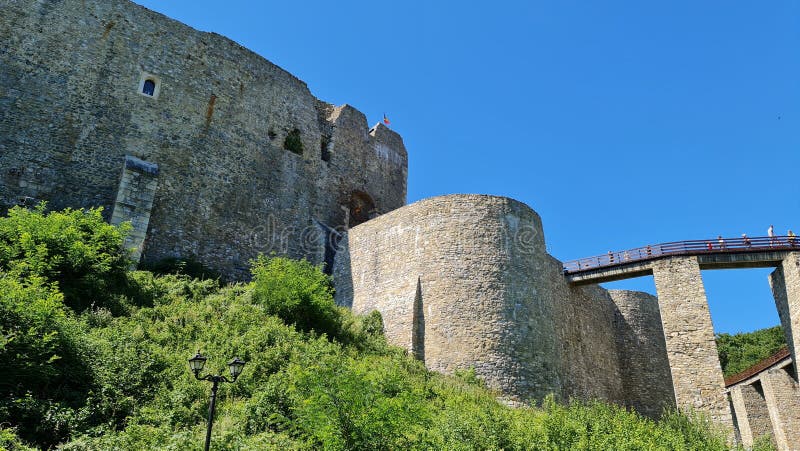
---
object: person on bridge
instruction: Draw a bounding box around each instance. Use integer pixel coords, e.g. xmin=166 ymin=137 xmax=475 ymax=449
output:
xmin=789 ymin=229 xmax=796 ymax=247
xmin=768 ymin=225 xmax=776 ymax=247
xmin=717 ymin=235 xmax=726 ymax=250
xmin=742 ymin=234 xmax=752 ymax=247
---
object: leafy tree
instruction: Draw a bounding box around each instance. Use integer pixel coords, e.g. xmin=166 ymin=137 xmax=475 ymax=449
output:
xmin=251 ymin=255 xmax=342 ymax=338
xmin=0 ymin=276 xmax=92 ymax=447
xmin=716 ymin=326 xmax=786 ymax=376
xmin=0 ymin=204 xmax=131 ymax=313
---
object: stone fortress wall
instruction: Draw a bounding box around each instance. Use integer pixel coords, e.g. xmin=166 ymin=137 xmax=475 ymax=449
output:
xmin=0 ymin=0 xmax=407 ymax=277
xmin=333 ymin=195 xmax=674 ymax=412
xmin=334 ymin=194 xmax=800 ymax=444
xmin=4 ymin=0 xmax=800 ymax=441
xmin=607 ymin=289 xmax=675 ymax=418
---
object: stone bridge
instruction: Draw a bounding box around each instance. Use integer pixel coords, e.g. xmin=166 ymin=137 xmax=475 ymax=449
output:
xmin=335 ymin=195 xmax=799 ymax=446
xmin=725 ymin=348 xmax=798 ymax=449
xmin=565 ymin=237 xmax=800 ymax=444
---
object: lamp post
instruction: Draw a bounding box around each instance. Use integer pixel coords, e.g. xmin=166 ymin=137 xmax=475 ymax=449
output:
xmin=188 ymin=351 xmax=246 ymax=451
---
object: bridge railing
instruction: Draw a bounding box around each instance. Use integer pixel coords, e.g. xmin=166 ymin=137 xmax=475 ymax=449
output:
xmin=562 ymin=235 xmax=797 ymax=274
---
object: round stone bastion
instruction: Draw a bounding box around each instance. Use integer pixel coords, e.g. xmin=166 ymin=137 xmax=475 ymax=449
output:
xmin=333 ymin=194 xmax=562 ymax=401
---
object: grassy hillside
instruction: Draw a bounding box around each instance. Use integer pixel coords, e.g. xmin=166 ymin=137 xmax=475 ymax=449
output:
xmin=0 ymin=206 xmax=768 ymax=450
xmin=716 ymin=326 xmax=787 ymax=377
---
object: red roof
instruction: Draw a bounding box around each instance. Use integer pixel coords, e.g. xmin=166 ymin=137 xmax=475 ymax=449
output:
xmin=724 ymin=346 xmax=791 ymax=387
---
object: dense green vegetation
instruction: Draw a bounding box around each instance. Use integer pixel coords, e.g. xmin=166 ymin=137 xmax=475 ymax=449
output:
xmin=716 ymin=326 xmax=787 ymax=377
xmin=0 ymin=205 xmax=132 ymax=314
xmin=0 ymin=205 xmax=770 ymax=449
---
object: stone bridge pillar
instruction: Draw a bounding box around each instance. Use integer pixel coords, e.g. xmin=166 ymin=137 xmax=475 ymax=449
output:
xmin=651 ymin=256 xmax=732 ymax=428
xmin=770 ymin=252 xmax=800 ymax=375
xmin=729 ymin=382 xmax=773 ymax=448
xmin=761 ymin=367 xmax=800 ymax=450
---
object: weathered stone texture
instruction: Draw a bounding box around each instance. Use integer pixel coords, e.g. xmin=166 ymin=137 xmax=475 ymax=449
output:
xmin=335 ymin=194 xmax=634 ymax=406
xmin=730 ymin=382 xmax=775 ymax=448
xmin=0 ymin=0 xmax=406 ymax=277
xmin=761 ymin=367 xmax=800 ymax=451
xmin=553 ymin=278 xmax=625 ymax=404
xmin=334 ymin=195 xmax=560 ymax=401
xmin=651 ymin=257 xmax=732 ymax=427
xmin=770 ymin=252 xmax=800 ymax=372
xmin=8 ymin=0 xmax=799 ymax=433
xmin=110 ymin=155 xmax=158 ymax=262
xmin=609 ymin=289 xmax=675 ymax=418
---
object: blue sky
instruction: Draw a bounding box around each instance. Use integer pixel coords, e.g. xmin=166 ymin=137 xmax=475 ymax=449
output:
xmin=134 ymin=1 xmax=799 ymax=335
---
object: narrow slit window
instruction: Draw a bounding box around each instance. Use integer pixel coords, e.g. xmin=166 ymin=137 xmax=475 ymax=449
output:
xmin=142 ymin=79 xmax=156 ymax=96
xmin=321 ymin=136 xmax=331 ymax=162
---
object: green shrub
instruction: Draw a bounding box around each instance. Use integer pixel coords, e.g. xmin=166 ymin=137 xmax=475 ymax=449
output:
xmin=0 ymin=204 xmax=131 ymax=313
xmin=287 ymin=352 xmax=431 ymax=450
xmin=0 ymin=275 xmax=93 ymax=448
xmin=0 ymin=426 xmax=36 ymax=451
xmin=62 ymin=267 xmax=745 ymax=450
xmin=140 ymin=256 xmax=221 ymax=281
xmin=0 ymin=209 xmax=751 ymax=450
xmin=501 ymin=398 xmax=736 ymax=451
xmin=251 ymin=255 xmax=342 ymax=338
xmin=283 ymin=128 xmax=304 ymax=155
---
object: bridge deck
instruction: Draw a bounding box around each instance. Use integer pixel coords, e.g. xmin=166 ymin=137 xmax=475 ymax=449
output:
xmin=564 ymin=236 xmax=795 ymax=284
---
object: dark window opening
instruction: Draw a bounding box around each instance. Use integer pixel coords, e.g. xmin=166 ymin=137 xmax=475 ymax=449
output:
xmin=142 ymin=79 xmax=156 ymax=96
xmin=753 ymin=380 xmax=766 ymax=398
xmin=349 ymin=191 xmax=376 ymax=228
xmin=321 ymin=223 xmax=341 ymax=275
xmin=320 ymin=136 xmax=331 ymax=162
xmin=786 ymin=364 xmax=798 ymax=382
xmin=283 ymin=128 xmax=303 ymax=155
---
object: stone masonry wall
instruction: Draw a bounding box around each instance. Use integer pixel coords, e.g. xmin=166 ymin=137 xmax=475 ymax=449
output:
xmin=334 ymin=194 xmax=635 ymax=406
xmin=761 ymin=367 xmax=800 ymax=450
xmin=651 ymin=257 xmax=732 ymax=427
xmin=334 ymin=195 xmax=560 ymax=402
xmin=552 ymin=272 xmax=626 ymax=404
xmin=730 ymin=382 xmax=775 ymax=448
xmin=110 ymin=155 xmax=159 ymax=263
xmin=608 ymin=289 xmax=675 ymax=418
xmin=770 ymin=252 xmax=800 ymax=374
xmin=0 ymin=0 xmax=407 ymax=278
